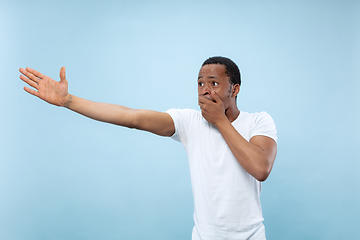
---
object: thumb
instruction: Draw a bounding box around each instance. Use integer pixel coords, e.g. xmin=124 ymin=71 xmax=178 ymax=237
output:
xmin=59 ymin=67 xmax=67 ymax=83
xmin=211 ymin=91 xmax=222 ymax=103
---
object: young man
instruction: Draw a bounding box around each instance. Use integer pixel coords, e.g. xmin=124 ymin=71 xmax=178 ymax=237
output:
xmin=19 ymin=56 xmax=277 ymax=240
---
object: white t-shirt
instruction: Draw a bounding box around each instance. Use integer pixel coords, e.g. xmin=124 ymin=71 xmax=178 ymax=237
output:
xmin=166 ymin=109 xmax=277 ymax=240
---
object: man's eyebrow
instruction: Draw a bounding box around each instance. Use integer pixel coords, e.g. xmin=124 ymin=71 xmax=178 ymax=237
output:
xmin=198 ymin=75 xmax=218 ymax=80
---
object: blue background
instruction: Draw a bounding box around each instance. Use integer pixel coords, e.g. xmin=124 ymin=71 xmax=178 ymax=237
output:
xmin=1 ymin=0 xmax=359 ymax=239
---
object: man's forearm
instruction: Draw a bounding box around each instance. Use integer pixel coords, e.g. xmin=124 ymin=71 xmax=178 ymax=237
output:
xmin=215 ymin=120 xmax=277 ymax=182
xmin=63 ymin=94 xmax=137 ymax=128
xmin=62 ymin=94 xmax=175 ymax=136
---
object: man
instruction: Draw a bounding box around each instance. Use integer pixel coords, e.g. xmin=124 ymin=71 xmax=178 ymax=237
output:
xmin=19 ymin=56 xmax=277 ymax=240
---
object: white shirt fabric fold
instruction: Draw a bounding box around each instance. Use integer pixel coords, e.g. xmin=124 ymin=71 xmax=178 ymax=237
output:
xmin=166 ymin=109 xmax=277 ymax=240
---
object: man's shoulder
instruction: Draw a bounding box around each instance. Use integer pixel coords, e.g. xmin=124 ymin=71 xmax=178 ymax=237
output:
xmin=236 ymin=111 xmax=276 ymax=130
xmin=166 ymin=108 xmax=208 ymax=131
xmin=167 ymin=108 xmax=199 ymax=114
xmin=166 ymin=108 xmax=201 ymax=119
xmin=238 ymin=111 xmax=272 ymax=122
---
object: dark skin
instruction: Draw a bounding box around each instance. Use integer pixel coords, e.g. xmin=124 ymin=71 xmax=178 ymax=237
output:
xmin=198 ymin=64 xmax=277 ymax=181
xmin=198 ymin=64 xmax=240 ymax=123
xmin=19 ymin=64 xmax=276 ymax=181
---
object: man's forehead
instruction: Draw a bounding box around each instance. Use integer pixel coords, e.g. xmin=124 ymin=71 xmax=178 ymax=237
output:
xmin=199 ymin=64 xmax=227 ymax=76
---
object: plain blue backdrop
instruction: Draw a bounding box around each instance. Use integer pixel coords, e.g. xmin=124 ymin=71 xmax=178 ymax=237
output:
xmin=1 ymin=0 xmax=359 ymax=239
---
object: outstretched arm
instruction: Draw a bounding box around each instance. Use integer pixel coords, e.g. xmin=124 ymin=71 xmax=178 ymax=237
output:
xmin=19 ymin=67 xmax=175 ymax=137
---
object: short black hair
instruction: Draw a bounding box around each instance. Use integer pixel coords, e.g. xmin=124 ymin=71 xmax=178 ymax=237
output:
xmin=202 ymin=56 xmax=241 ymax=87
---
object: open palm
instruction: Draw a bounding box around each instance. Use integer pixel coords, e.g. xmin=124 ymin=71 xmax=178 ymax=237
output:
xmin=20 ymin=67 xmax=69 ymax=107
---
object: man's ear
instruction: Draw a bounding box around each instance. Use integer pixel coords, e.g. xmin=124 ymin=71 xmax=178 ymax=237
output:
xmin=231 ymin=84 xmax=240 ymax=98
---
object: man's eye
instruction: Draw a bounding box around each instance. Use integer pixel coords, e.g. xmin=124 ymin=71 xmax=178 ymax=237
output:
xmin=212 ymin=82 xmax=218 ymax=86
xmin=198 ymin=82 xmax=204 ymax=87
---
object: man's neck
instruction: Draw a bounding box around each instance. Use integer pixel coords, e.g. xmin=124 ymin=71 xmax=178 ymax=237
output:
xmin=225 ymin=106 xmax=240 ymax=123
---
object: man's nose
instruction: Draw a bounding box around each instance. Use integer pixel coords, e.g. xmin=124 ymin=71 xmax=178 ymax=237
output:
xmin=202 ymin=85 xmax=211 ymax=95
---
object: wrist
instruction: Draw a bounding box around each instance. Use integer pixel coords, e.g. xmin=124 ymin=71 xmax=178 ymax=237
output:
xmin=62 ymin=94 xmax=73 ymax=108
xmin=213 ymin=115 xmax=229 ymax=128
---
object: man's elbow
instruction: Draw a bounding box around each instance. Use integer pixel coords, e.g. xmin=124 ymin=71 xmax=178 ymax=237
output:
xmin=254 ymin=166 xmax=272 ymax=182
xmin=256 ymin=173 xmax=269 ymax=182
xmin=254 ymin=154 xmax=276 ymax=182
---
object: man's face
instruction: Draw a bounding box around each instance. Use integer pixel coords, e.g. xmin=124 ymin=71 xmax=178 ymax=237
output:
xmin=198 ymin=64 xmax=236 ymax=107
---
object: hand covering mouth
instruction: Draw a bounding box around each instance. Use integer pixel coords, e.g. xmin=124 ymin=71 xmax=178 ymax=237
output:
xmin=203 ymin=95 xmax=216 ymax=102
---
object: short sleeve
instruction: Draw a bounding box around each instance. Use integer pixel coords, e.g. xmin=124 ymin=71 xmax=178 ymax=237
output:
xmin=250 ymin=112 xmax=277 ymax=143
xmin=166 ymin=108 xmax=199 ymax=148
xmin=166 ymin=109 xmax=183 ymax=142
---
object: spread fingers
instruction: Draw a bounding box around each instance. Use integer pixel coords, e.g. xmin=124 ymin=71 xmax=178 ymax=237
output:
xmin=24 ymin=86 xmax=39 ymax=97
xmin=19 ymin=68 xmax=41 ymax=84
xmin=26 ymin=67 xmax=45 ymax=79
xmin=20 ymin=74 xmax=39 ymax=89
